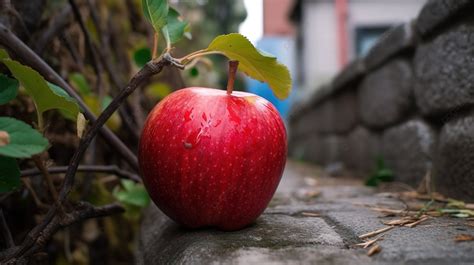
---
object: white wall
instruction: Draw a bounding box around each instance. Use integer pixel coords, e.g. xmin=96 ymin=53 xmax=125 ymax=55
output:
xmin=346 ymin=0 xmax=426 ymax=58
xmin=300 ymin=0 xmax=426 ymax=96
xmin=302 ymin=0 xmax=338 ymax=90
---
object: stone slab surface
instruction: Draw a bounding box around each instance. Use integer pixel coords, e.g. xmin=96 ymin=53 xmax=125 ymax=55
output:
xmin=137 ymin=161 xmax=474 ymax=265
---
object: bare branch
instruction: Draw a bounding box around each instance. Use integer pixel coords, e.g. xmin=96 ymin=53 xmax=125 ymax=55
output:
xmin=0 ymin=209 xmax=15 ymax=248
xmin=21 ymin=165 xmax=141 ymax=182
xmin=0 ymin=22 xmax=139 ymax=170
xmin=1 ymin=54 xmax=178 ymax=263
xmin=1 ymin=202 xmax=124 ymax=263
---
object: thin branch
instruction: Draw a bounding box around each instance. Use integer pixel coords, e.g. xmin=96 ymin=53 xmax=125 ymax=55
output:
xmin=0 ymin=22 xmax=139 ymax=170
xmin=0 ymin=209 xmax=15 ymax=248
xmin=68 ymin=0 xmax=103 ymax=93
xmin=1 ymin=54 xmax=179 ymax=263
xmin=33 ymin=6 xmax=72 ymax=54
xmin=2 ymin=202 xmax=123 ymax=263
xmin=32 ymin=155 xmax=59 ymax=201
xmin=21 ymin=165 xmax=141 ymax=182
xmin=359 ymin=226 xmax=394 ymax=239
xmin=83 ymin=3 xmax=140 ymax=140
xmin=58 ymin=55 xmax=175 ymax=203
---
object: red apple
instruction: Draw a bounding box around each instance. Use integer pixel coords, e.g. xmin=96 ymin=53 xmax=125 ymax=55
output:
xmin=139 ymin=76 xmax=287 ymax=230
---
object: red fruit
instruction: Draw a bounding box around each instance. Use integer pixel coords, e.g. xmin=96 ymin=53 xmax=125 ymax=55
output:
xmin=138 ymin=87 xmax=287 ymax=231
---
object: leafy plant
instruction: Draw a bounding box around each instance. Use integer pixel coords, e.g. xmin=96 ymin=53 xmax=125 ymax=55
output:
xmin=0 ymin=74 xmax=19 ymax=105
xmin=141 ymin=0 xmax=291 ymax=99
xmin=365 ymin=157 xmax=394 ymax=187
xmin=113 ymin=180 xmax=151 ymax=220
xmin=0 ymin=51 xmax=81 ymax=128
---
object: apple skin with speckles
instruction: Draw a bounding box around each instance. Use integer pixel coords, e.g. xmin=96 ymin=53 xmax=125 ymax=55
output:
xmin=139 ymin=87 xmax=287 ymax=231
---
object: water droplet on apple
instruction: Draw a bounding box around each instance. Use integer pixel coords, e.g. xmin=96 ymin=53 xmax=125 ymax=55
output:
xmin=184 ymin=108 xmax=194 ymax=122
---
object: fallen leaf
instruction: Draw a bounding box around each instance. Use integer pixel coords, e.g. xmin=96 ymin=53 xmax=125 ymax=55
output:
xmin=383 ymin=217 xmax=417 ymax=226
xmin=304 ymin=177 xmax=318 ymax=186
xmin=359 ymin=226 xmax=394 ymax=239
xmin=367 ymin=244 xmax=381 ymax=256
xmin=404 ymin=216 xmax=429 ymax=228
xmin=301 ymin=212 xmax=320 ymax=217
xmin=355 ymin=236 xmax=383 ymax=249
xmin=454 ymin=234 xmax=474 ymax=242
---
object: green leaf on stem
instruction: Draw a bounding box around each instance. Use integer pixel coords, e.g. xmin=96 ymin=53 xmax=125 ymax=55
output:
xmin=0 ymin=117 xmax=49 ymax=158
xmin=113 ymin=179 xmax=150 ymax=207
xmin=0 ymin=74 xmax=19 ymax=105
xmin=2 ymin=59 xmax=81 ymax=123
xmin=205 ymin=33 xmax=292 ymax=99
xmin=133 ymin=47 xmax=152 ymax=68
xmin=166 ymin=7 xmax=189 ymax=44
xmin=0 ymin=156 xmax=21 ymax=193
xmin=69 ymin=73 xmax=92 ymax=95
xmin=142 ymin=0 xmax=169 ymax=33
xmin=0 ymin=49 xmax=9 ymax=60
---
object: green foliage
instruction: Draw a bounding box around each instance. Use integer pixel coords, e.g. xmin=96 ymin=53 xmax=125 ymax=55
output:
xmin=167 ymin=7 xmax=190 ymax=44
xmin=365 ymin=157 xmax=394 ymax=187
xmin=113 ymin=180 xmax=150 ymax=208
xmin=142 ymin=0 xmax=169 ymax=32
xmin=145 ymin=82 xmax=171 ymax=99
xmin=113 ymin=179 xmax=150 ymax=220
xmin=69 ymin=73 xmax=92 ymax=95
xmin=142 ymin=0 xmax=190 ymax=47
xmin=440 ymin=208 xmax=474 ymax=218
xmin=0 ymin=117 xmax=49 ymax=158
xmin=133 ymin=47 xmax=152 ymax=68
xmin=0 ymin=156 xmax=20 ymax=193
xmin=1 ymin=58 xmax=81 ymax=124
xmin=0 ymin=49 xmax=8 ymax=60
xmin=0 ymin=74 xmax=19 ymax=105
xmin=205 ymin=33 xmax=292 ymax=99
xmin=190 ymin=67 xmax=199 ymax=77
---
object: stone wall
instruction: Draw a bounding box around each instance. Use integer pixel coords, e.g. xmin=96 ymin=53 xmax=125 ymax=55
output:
xmin=289 ymin=0 xmax=474 ymax=202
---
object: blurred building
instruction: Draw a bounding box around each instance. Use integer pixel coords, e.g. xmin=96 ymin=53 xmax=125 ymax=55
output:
xmin=290 ymin=0 xmax=426 ymax=98
xmin=246 ymin=0 xmax=297 ymax=121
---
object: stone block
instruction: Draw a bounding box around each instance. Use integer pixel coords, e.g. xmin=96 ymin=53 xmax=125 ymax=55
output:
xmin=381 ymin=120 xmax=436 ymax=185
xmin=359 ymin=59 xmax=415 ymax=129
xmin=331 ymin=89 xmax=359 ymax=134
xmin=331 ymin=59 xmax=366 ymax=92
xmin=365 ymin=22 xmax=418 ymax=70
xmin=289 ymin=108 xmax=319 ymax=138
xmin=416 ymin=0 xmax=473 ymax=37
xmin=433 ymin=113 xmax=474 ymax=202
xmin=342 ymin=127 xmax=381 ymax=178
xmin=414 ymin=19 xmax=474 ymax=116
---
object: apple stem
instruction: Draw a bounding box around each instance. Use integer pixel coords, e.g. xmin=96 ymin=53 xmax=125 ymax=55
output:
xmin=226 ymin=60 xmax=239 ymax=95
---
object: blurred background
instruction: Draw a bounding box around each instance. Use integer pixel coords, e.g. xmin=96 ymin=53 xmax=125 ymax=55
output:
xmin=239 ymin=0 xmax=426 ymax=120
